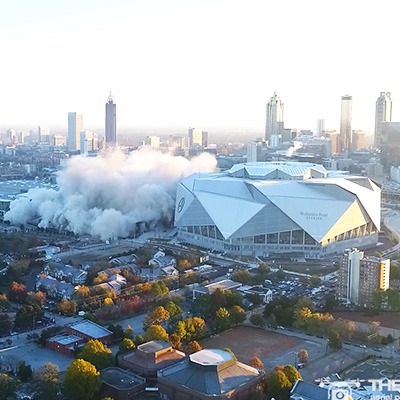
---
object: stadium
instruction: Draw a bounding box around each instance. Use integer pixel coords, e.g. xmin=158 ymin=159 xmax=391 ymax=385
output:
xmin=174 ymin=162 xmax=381 ymax=259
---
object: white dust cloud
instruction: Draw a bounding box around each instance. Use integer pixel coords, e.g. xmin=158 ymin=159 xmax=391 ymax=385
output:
xmin=4 ymin=149 xmax=217 ymax=240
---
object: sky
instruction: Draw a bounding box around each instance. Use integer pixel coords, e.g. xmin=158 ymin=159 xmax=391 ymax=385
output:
xmin=1 ymin=0 xmax=399 ymax=135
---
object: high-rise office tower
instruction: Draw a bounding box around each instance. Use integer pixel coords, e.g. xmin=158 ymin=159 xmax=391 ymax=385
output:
xmin=188 ymin=128 xmax=208 ymax=147
xmin=105 ymin=92 xmax=117 ymax=148
xmin=67 ymin=112 xmax=83 ymax=152
xmin=374 ymin=92 xmax=392 ymax=149
xmin=339 ymin=95 xmax=352 ymax=152
xmin=265 ymin=92 xmax=284 ymax=145
xmin=38 ymin=125 xmax=50 ymax=143
xmin=316 ymin=119 xmax=325 ymax=136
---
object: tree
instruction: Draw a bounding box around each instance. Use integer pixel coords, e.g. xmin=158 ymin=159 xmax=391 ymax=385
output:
xmin=183 ymin=317 xmax=206 ymax=341
xmin=0 ymin=294 xmax=10 ymax=311
xmin=34 ymin=362 xmax=60 ymax=400
xmin=118 ymin=338 xmax=135 ymax=354
xmin=0 ymin=373 xmax=17 ymax=400
xmin=250 ymin=314 xmax=265 ymax=328
xmin=0 ymin=313 xmax=12 ymax=335
xmin=215 ymin=307 xmax=231 ymax=332
xmin=174 ymin=320 xmax=187 ymax=339
xmin=169 ymin=333 xmax=182 ymax=350
xmin=75 ymin=285 xmax=91 ymax=298
xmin=297 ymin=349 xmax=309 ymax=363
xmin=58 ymin=299 xmax=77 ymax=316
xmin=144 ymin=306 xmax=170 ymax=329
xmin=9 ymin=281 xmax=27 ymax=302
xmin=164 ymin=301 xmax=183 ymax=319
xmin=324 ymin=293 xmax=338 ymax=312
xmin=250 ymin=356 xmax=265 ymax=371
xmin=78 ymin=340 xmax=114 ymax=370
xmin=268 ymin=313 xmax=278 ymax=329
xmin=230 ymin=305 xmax=246 ymax=325
xmin=17 ymin=361 xmax=33 ymax=382
xmin=63 ymin=359 xmax=101 ymax=400
xmin=185 ymin=340 xmax=202 ymax=354
xmin=14 ymin=304 xmax=44 ymax=329
xmin=26 ymin=291 xmax=46 ymax=307
xmin=124 ymin=325 xmax=134 ymax=339
xmin=309 ymin=275 xmax=321 ymax=287
xmin=264 ymin=367 xmax=292 ymax=400
xmin=282 ymin=365 xmax=302 ymax=385
xmin=143 ymin=324 xmax=169 ymax=342
xmin=328 ymin=330 xmax=342 ymax=351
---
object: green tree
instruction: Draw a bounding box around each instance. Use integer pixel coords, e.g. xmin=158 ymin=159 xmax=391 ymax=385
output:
xmin=118 ymin=338 xmax=135 ymax=354
xmin=164 ymin=301 xmax=183 ymax=319
xmin=268 ymin=313 xmax=278 ymax=329
xmin=124 ymin=325 xmax=134 ymax=339
xmin=282 ymin=365 xmax=302 ymax=385
xmin=78 ymin=340 xmax=114 ymax=370
xmin=0 ymin=313 xmax=12 ymax=335
xmin=63 ymin=359 xmax=101 ymax=400
xmin=215 ymin=307 xmax=231 ymax=332
xmin=230 ymin=305 xmax=246 ymax=325
xmin=34 ymin=362 xmax=60 ymax=400
xmin=144 ymin=306 xmax=170 ymax=329
xmin=250 ymin=313 xmax=265 ymax=328
xmin=0 ymin=373 xmax=17 ymax=400
xmin=264 ymin=367 xmax=292 ymax=400
xmin=328 ymin=330 xmax=342 ymax=351
xmin=324 ymin=293 xmax=338 ymax=312
xmin=143 ymin=324 xmax=169 ymax=342
xmin=17 ymin=361 xmax=33 ymax=382
xmin=174 ymin=320 xmax=187 ymax=339
xmin=14 ymin=304 xmax=44 ymax=329
xmin=183 ymin=317 xmax=206 ymax=341
xmin=309 ymin=275 xmax=321 ymax=287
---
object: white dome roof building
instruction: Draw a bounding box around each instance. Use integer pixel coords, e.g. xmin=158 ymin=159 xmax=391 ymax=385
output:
xmin=174 ymin=162 xmax=381 ymax=259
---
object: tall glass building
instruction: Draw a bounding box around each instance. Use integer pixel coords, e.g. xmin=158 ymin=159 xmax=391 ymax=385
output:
xmin=374 ymin=92 xmax=392 ymax=149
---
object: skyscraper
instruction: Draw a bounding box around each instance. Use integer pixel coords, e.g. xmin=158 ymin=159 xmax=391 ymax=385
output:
xmin=265 ymin=92 xmax=284 ymax=146
xmin=105 ymin=92 xmax=116 ymax=147
xmin=316 ymin=119 xmax=325 ymax=136
xmin=374 ymin=92 xmax=392 ymax=149
xmin=339 ymin=94 xmax=352 ymax=152
xmin=68 ymin=112 xmax=83 ymax=152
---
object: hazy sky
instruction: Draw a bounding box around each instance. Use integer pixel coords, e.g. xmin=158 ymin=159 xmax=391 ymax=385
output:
xmin=1 ymin=0 xmax=399 ymax=134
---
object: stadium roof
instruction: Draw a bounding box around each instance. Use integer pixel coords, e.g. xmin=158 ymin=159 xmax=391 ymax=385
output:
xmin=175 ymin=162 xmax=380 ymax=243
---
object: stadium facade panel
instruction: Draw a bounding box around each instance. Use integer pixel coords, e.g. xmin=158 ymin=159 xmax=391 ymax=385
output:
xmin=174 ymin=162 xmax=380 ymax=259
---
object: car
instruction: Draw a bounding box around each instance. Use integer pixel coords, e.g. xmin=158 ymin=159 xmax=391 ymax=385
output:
xmin=277 ymin=326 xmax=285 ymax=330
xmin=297 ymin=363 xmax=305 ymax=369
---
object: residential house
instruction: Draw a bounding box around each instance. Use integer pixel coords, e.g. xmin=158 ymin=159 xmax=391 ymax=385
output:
xmin=36 ymin=276 xmax=75 ymax=299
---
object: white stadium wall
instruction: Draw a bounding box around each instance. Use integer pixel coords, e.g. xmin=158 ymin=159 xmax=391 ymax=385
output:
xmin=174 ymin=162 xmax=381 ymax=259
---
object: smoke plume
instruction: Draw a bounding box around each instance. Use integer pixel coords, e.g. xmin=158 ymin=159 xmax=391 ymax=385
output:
xmin=5 ymin=149 xmax=217 ymax=240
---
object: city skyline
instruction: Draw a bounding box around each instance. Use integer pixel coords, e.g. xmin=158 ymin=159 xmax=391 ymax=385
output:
xmin=1 ymin=0 xmax=399 ymax=133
